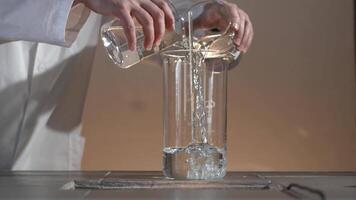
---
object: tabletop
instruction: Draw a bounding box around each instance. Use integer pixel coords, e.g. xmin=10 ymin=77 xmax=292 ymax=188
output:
xmin=0 ymin=171 xmax=355 ymax=199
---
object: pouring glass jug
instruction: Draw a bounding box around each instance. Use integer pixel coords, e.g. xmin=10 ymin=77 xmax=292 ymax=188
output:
xmin=100 ymin=1 xmax=183 ymax=68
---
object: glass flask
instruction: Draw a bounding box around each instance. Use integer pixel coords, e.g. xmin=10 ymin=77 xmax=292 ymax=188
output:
xmin=101 ymin=1 xmax=182 ymax=68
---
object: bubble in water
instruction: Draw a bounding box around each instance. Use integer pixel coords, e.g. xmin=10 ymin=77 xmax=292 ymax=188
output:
xmin=163 ymin=143 xmax=226 ymax=180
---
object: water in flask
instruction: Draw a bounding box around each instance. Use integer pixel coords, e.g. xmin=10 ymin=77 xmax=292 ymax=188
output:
xmin=101 ymin=22 xmax=181 ymax=68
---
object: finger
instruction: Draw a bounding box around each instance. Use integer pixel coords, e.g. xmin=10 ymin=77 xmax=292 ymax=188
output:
xmin=132 ymin=7 xmax=155 ymax=50
xmin=240 ymin=20 xmax=252 ymax=52
xmin=244 ymin=31 xmax=254 ymax=52
xmin=225 ymin=4 xmax=241 ymax=44
xmin=115 ymin=9 xmax=136 ymax=51
xmin=152 ymin=0 xmax=175 ymax=31
xmin=140 ymin=1 xmax=165 ymax=47
xmin=235 ymin=10 xmax=246 ymax=48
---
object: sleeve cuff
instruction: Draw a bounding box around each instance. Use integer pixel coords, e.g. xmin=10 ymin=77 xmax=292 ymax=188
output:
xmin=48 ymin=0 xmax=90 ymax=46
xmin=0 ymin=0 xmax=90 ymax=46
xmin=63 ymin=3 xmax=91 ymax=47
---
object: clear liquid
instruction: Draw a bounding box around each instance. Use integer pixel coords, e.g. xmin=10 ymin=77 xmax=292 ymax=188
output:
xmin=101 ymin=26 xmax=179 ymax=68
xmin=186 ymin=10 xmax=238 ymax=144
xmin=163 ymin=143 xmax=226 ymax=179
xmin=187 ymin=11 xmax=209 ymax=145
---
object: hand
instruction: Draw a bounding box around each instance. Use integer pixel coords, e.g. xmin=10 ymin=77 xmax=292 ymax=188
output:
xmin=193 ymin=0 xmax=254 ymax=53
xmin=76 ymin=0 xmax=175 ymax=50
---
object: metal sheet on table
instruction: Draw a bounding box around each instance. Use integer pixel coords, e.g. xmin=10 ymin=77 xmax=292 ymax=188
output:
xmin=71 ymin=173 xmax=272 ymax=190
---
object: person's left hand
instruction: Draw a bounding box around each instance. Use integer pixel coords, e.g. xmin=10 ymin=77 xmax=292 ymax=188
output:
xmin=193 ymin=0 xmax=254 ymax=53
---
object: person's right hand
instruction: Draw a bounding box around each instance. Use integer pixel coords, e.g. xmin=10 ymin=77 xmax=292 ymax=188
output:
xmin=76 ymin=0 xmax=175 ymax=51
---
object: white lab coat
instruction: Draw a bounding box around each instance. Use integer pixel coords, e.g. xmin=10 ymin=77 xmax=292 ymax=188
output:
xmin=0 ymin=1 xmax=102 ymax=170
xmin=0 ymin=0 xmax=204 ymax=170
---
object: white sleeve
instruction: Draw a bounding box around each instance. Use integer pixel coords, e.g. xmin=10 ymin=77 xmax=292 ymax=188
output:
xmin=0 ymin=0 xmax=89 ymax=46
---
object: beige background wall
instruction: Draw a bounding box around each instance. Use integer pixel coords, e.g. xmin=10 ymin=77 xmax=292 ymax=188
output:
xmin=81 ymin=0 xmax=356 ymax=171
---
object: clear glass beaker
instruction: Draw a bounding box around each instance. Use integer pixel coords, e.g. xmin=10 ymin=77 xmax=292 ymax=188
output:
xmin=161 ymin=49 xmax=235 ymax=180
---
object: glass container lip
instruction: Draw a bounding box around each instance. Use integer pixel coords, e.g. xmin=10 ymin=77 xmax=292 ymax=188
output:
xmin=160 ymin=49 xmax=240 ymax=59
